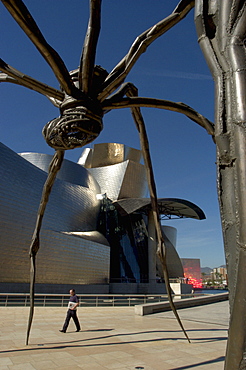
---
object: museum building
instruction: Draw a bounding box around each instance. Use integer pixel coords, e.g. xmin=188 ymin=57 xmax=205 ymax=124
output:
xmin=0 ymin=142 xmax=205 ymax=294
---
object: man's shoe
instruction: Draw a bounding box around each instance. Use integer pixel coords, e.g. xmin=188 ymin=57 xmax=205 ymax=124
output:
xmin=76 ymin=329 xmax=80 ymax=332
xmin=59 ymin=330 xmax=66 ymax=333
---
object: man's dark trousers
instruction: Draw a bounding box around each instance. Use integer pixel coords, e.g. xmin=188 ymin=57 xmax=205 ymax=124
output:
xmin=62 ymin=309 xmax=80 ymax=332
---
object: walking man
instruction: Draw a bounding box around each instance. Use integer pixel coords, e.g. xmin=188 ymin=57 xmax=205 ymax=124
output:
xmin=60 ymin=289 xmax=81 ymax=333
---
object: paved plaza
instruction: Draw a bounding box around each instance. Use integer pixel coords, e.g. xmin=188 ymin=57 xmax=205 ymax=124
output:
xmin=0 ymin=301 xmax=229 ymax=369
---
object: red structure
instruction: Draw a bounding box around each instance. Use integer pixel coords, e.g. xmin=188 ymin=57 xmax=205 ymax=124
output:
xmin=181 ymin=258 xmax=202 ymax=289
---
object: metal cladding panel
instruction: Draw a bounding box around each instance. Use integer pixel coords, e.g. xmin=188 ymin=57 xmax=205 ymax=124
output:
xmin=119 ymin=161 xmax=148 ymax=199
xmin=0 ymin=143 xmax=100 ymax=232
xmin=156 ymin=226 xmax=184 ymax=279
xmin=114 ymin=198 xmax=151 ymax=215
xmin=79 ymin=143 xmax=143 ymax=168
xmin=43 ymin=183 xmax=100 ymax=231
xmin=77 ymin=147 xmax=93 ymax=167
xmin=162 ymin=226 xmax=177 ymax=248
xmin=20 ymin=152 xmax=100 ymax=192
xmin=0 ymin=142 xmax=109 ymax=284
xmin=89 ymin=160 xmax=148 ymax=201
xmin=89 ymin=161 xmax=127 ymax=200
xmin=1 ymin=227 xmax=110 ymax=284
xmin=64 ymin=231 xmax=110 ymax=246
xmin=124 ymin=146 xmax=142 ymax=164
xmin=91 ymin=143 xmax=125 ymax=167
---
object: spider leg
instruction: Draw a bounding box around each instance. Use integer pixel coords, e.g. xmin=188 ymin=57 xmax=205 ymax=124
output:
xmin=0 ymin=59 xmax=64 ymax=101
xmin=196 ymin=2 xmax=246 ymax=369
xmin=98 ymin=0 xmax=195 ymax=101
xmin=26 ymin=150 xmax=64 ymax=345
xmin=79 ymin=0 xmax=101 ymax=94
xmin=103 ymin=95 xmax=215 ymax=138
xmin=1 ymin=0 xmax=78 ymax=97
xmin=123 ymin=82 xmax=190 ymax=343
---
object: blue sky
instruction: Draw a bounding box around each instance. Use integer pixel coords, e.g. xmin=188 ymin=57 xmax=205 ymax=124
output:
xmin=1 ymin=1 xmax=225 ymax=268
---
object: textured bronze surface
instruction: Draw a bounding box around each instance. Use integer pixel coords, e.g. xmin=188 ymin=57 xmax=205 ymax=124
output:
xmin=195 ymin=1 xmax=246 ymax=368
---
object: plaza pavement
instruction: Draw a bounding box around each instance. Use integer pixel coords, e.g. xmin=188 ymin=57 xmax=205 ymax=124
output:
xmin=0 ymin=300 xmax=229 ymax=369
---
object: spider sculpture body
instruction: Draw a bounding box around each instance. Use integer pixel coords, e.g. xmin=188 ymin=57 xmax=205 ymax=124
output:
xmin=43 ymin=66 xmax=108 ymax=151
xmin=1 ymin=0 xmax=214 ymax=345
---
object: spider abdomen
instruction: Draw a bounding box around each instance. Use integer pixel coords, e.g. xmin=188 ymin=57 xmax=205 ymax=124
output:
xmin=43 ymin=106 xmax=103 ymax=150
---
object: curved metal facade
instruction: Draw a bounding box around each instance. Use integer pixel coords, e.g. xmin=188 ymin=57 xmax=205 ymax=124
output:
xmin=0 ymin=141 xmax=204 ymax=291
xmin=79 ymin=143 xmax=148 ymax=201
xmin=89 ymin=160 xmax=148 ymax=201
xmin=0 ymin=142 xmax=109 ymax=285
xmin=20 ymin=152 xmax=100 ymax=190
xmin=158 ymin=226 xmax=184 ymax=279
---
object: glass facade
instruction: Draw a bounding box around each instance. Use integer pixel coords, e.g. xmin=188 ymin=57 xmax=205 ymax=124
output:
xmin=98 ymin=198 xmax=149 ymax=283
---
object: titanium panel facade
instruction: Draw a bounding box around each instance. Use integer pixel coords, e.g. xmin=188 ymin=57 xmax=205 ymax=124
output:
xmin=79 ymin=142 xmax=148 ymax=200
xmin=20 ymin=152 xmax=100 ymax=190
xmin=159 ymin=226 xmax=184 ymax=278
xmin=0 ymin=142 xmax=109 ymax=285
xmin=1 ymin=228 xmax=110 ymax=285
xmin=89 ymin=160 xmax=148 ymax=201
xmin=0 ymin=140 xmax=204 ymax=292
xmin=78 ymin=143 xmax=143 ymax=168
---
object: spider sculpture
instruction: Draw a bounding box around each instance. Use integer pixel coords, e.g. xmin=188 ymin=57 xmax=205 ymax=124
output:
xmin=1 ymin=0 xmax=214 ymax=345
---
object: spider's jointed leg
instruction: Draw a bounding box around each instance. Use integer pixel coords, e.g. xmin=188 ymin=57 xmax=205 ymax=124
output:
xmin=123 ymin=83 xmax=190 ymax=343
xmin=1 ymin=0 xmax=215 ymax=348
xmin=26 ymin=149 xmax=64 ymax=345
xmin=98 ymin=0 xmax=195 ymax=101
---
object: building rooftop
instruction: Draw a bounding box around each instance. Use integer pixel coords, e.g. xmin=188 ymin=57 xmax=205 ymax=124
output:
xmin=114 ymin=197 xmax=206 ymax=220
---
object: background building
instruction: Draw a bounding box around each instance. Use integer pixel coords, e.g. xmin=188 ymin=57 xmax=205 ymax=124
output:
xmin=181 ymin=258 xmax=202 ymax=288
xmin=201 ymin=266 xmax=228 ymax=288
xmin=0 ymin=142 xmax=205 ymax=293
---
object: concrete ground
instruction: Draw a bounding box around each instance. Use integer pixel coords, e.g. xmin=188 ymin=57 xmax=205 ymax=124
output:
xmin=0 ymin=301 xmax=229 ymax=369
